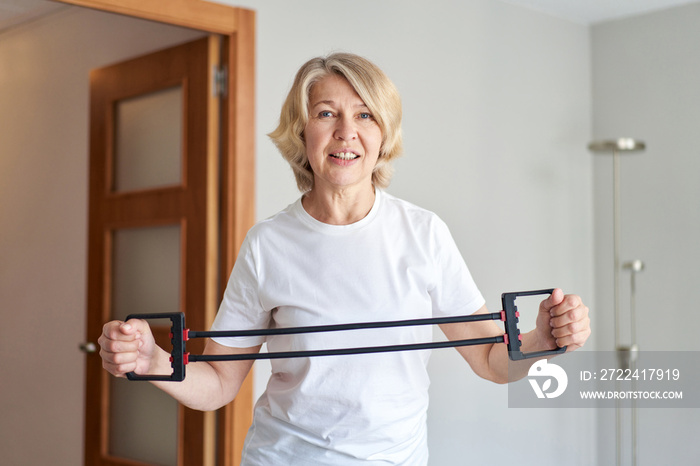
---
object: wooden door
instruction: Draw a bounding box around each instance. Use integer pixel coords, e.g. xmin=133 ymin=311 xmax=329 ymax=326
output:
xmin=84 ymin=36 xmax=222 ymax=466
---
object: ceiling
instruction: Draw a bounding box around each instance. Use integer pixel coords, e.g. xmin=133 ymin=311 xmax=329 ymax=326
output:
xmin=1 ymin=0 xmax=698 ymax=34
xmin=501 ymin=0 xmax=699 ymax=24
xmin=0 ymin=0 xmax=65 ymax=32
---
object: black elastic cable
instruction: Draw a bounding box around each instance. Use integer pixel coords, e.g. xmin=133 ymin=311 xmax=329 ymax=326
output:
xmin=189 ymin=336 xmax=505 ymax=361
xmin=188 ymin=312 xmax=502 ymax=339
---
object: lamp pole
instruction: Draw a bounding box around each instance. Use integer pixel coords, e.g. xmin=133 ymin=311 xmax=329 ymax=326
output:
xmin=588 ymin=138 xmax=645 ymax=466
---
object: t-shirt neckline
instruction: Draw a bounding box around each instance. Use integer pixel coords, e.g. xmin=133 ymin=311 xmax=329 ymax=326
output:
xmin=294 ymin=189 xmax=382 ymax=234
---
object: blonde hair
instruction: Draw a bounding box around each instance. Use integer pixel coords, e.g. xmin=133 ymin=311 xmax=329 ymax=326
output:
xmin=269 ymin=53 xmax=403 ymax=192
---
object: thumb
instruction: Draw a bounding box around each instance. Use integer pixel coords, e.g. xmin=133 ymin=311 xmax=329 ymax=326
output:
xmin=540 ymin=288 xmax=564 ymax=314
xmin=119 ymin=321 xmax=137 ymax=335
xmin=120 ymin=318 xmax=150 ymax=338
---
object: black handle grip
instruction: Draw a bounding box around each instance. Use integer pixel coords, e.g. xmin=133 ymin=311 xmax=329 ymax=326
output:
xmin=124 ymin=312 xmax=186 ymax=382
xmin=502 ymin=289 xmax=567 ymax=361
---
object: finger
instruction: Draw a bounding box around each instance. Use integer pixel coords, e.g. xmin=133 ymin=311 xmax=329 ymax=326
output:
xmin=550 ymin=307 xmax=584 ymax=328
xmin=550 ymin=317 xmax=589 ymax=339
xmin=549 ymin=294 xmax=584 ymax=318
xmin=539 ymin=288 xmax=564 ymax=314
xmin=102 ymin=357 xmax=138 ymax=377
xmin=550 ymin=301 xmax=588 ymax=328
xmin=553 ymin=321 xmax=591 ymax=350
xmin=99 ymin=321 xmax=145 ymax=355
xmin=101 ymin=321 xmax=135 ymax=341
xmin=99 ymin=336 xmax=142 ymax=354
xmin=123 ymin=318 xmax=153 ymax=337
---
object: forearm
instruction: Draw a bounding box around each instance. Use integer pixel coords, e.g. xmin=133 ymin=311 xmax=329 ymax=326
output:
xmin=148 ymin=349 xmax=227 ymax=411
xmin=445 ymin=291 xmax=590 ymax=384
xmin=148 ymin=341 xmax=258 ymax=411
xmin=485 ymin=329 xmax=552 ymax=384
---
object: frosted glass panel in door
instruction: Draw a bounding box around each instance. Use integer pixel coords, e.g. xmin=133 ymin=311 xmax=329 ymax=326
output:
xmin=114 ymin=86 xmax=183 ymax=192
xmin=111 ymin=224 xmax=181 ymax=321
xmin=110 ymin=225 xmax=180 ymax=465
xmin=109 ymin=376 xmax=178 ymax=466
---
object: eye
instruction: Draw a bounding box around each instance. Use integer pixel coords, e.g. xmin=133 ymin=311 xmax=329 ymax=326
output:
xmin=358 ymin=112 xmax=373 ymax=120
xmin=318 ymin=110 xmax=334 ymax=118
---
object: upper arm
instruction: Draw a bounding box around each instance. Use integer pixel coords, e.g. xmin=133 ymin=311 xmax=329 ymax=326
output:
xmin=438 ymin=304 xmax=504 ymax=381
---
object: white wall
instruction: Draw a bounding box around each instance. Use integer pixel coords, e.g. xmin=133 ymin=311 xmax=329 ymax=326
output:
xmin=221 ymin=1 xmax=595 ymax=464
xmin=591 ymin=4 xmax=700 ymax=464
xmin=0 ymin=8 xmax=203 ymax=465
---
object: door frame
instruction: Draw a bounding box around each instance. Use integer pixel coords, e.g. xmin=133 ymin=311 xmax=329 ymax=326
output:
xmin=65 ymin=1 xmax=256 ymax=465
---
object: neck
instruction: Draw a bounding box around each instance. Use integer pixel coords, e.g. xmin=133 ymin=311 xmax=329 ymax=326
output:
xmin=302 ymin=184 xmax=376 ymax=225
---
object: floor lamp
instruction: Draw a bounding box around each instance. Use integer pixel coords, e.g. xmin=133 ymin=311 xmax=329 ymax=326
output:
xmin=588 ymin=138 xmax=645 ymax=466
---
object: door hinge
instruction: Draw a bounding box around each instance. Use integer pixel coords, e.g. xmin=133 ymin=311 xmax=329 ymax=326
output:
xmin=213 ymin=65 xmax=228 ymax=97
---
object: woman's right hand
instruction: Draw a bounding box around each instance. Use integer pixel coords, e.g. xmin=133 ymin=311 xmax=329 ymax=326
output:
xmin=98 ymin=318 xmax=159 ymax=377
xmin=98 ymin=318 xmax=261 ymax=410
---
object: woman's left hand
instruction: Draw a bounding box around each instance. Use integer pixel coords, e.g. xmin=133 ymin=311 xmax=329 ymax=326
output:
xmin=537 ymin=289 xmax=591 ymax=352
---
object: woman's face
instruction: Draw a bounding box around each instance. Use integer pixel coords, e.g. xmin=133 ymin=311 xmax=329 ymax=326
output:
xmin=303 ymin=74 xmax=382 ymax=194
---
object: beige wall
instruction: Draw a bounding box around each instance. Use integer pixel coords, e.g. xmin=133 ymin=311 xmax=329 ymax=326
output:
xmin=0 ymin=7 xmax=203 ymax=465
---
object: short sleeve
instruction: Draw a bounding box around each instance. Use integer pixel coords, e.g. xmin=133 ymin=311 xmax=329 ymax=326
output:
xmin=210 ymin=233 xmax=271 ymax=347
xmin=428 ymin=217 xmax=485 ymax=317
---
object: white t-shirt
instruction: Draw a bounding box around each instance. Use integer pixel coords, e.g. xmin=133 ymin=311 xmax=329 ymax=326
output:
xmin=211 ymin=190 xmax=485 ymax=465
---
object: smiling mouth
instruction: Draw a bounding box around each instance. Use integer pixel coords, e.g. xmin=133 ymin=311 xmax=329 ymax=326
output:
xmin=330 ymin=151 xmax=360 ymax=160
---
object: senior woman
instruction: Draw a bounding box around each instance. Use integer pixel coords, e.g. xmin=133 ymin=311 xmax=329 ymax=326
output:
xmin=99 ymin=53 xmax=591 ymax=465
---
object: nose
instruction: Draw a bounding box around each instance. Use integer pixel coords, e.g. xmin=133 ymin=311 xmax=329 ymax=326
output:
xmin=334 ymin=115 xmax=357 ymax=140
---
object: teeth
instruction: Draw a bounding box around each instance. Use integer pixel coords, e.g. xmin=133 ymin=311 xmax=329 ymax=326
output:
xmin=332 ymin=152 xmax=359 ymax=160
